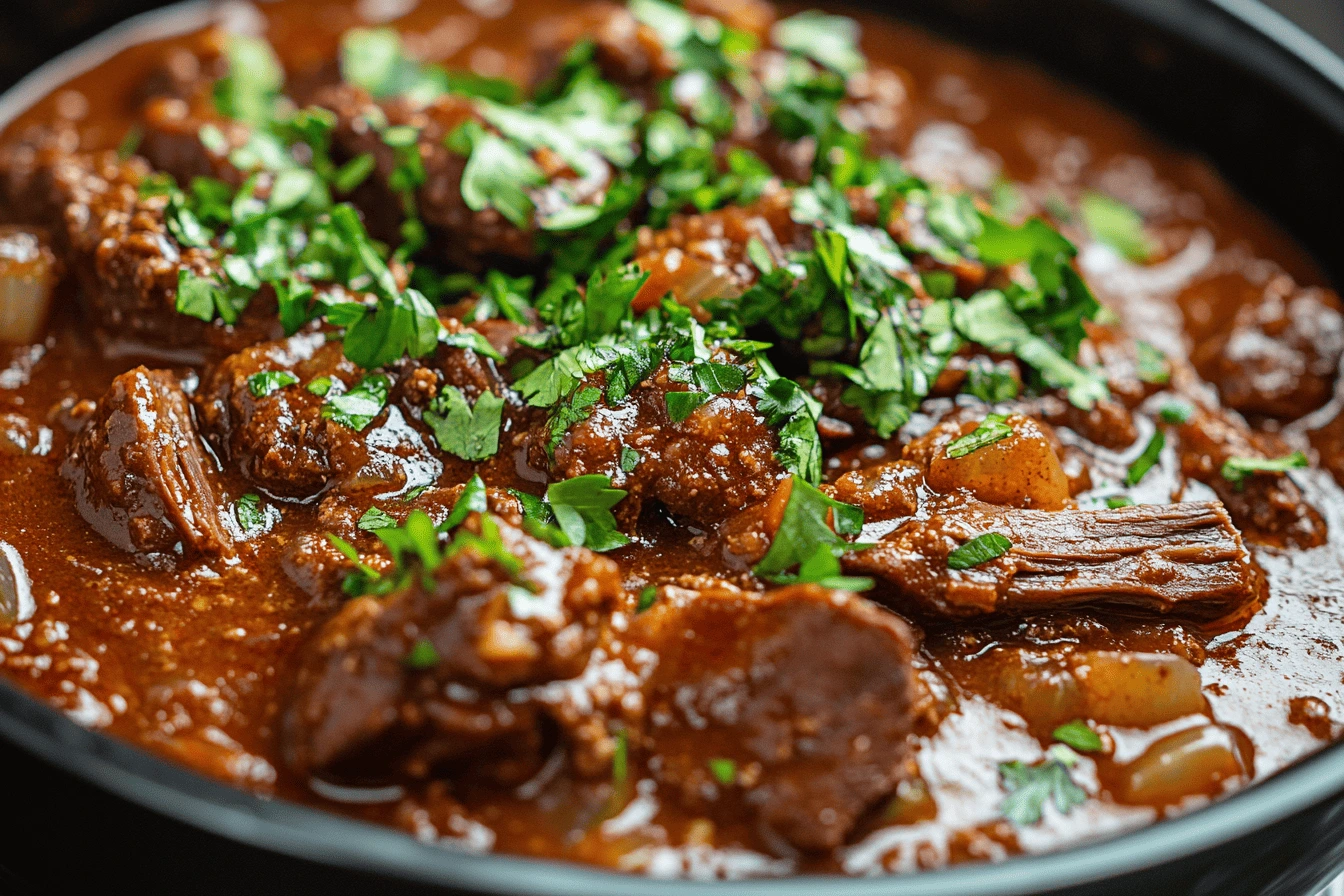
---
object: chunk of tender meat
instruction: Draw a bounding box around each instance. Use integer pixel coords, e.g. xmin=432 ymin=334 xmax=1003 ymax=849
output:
xmin=845 ymin=496 xmax=1261 ymax=621
xmin=3 ymin=149 xmax=279 ymax=356
xmin=283 ymin=515 xmax=624 ymax=779
xmin=61 ymin=367 xmax=233 ymax=561
xmin=197 ymin=330 xmax=486 ymax=500
xmin=1188 ymin=272 xmax=1344 ymax=420
xmin=627 ymin=584 xmax=917 ymax=851
xmin=138 ymin=96 xmax=250 ymax=187
xmin=545 ymin=360 xmax=789 ymax=527
xmin=196 ymin=332 xmax=363 ymax=499
xmin=315 ymin=84 xmax=612 ymax=269
xmin=1174 ymin=404 xmax=1327 ymax=548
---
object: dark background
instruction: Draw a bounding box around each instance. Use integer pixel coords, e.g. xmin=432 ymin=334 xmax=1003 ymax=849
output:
xmin=0 ymin=1 xmax=1340 ymax=894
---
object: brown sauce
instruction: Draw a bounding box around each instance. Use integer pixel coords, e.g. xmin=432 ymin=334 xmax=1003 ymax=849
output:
xmin=0 ymin=0 xmax=1341 ymax=879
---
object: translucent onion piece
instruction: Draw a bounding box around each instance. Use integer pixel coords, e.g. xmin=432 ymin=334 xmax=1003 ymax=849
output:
xmin=0 ymin=228 xmax=57 ymax=345
xmin=1116 ymin=724 xmax=1248 ymax=805
xmin=0 ymin=540 xmax=34 ymax=625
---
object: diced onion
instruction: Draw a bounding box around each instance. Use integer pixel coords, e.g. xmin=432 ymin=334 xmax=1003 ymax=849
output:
xmin=0 ymin=540 xmax=34 ymax=625
xmin=1072 ymin=651 xmax=1207 ymax=728
xmin=1116 ymin=724 xmax=1248 ymax=805
xmin=0 ymin=228 xmax=57 ymax=345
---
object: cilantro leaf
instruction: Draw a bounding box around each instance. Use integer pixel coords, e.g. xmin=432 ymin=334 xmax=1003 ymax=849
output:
xmin=1053 ymin=720 xmax=1104 ymax=753
xmin=772 ymin=12 xmax=865 ymax=78
xmin=999 ymin=745 xmax=1088 ymax=825
xmin=424 ymin=386 xmax=504 ymax=462
xmin=1221 ymin=451 xmax=1308 ymax=488
xmin=945 ymin=414 xmax=1013 ymax=458
xmin=1125 ymin=430 xmax=1165 ymax=486
xmin=233 ymin=493 xmax=273 ymax=535
xmin=403 ymin=637 xmax=441 ymax=670
xmin=1135 ymin=341 xmax=1170 ymax=384
xmin=321 ymin=374 xmax=390 ymax=430
xmin=545 ymin=474 xmax=629 ymax=552
xmin=246 ymin=370 xmax=299 ymax=398
xmin=947 ymin=532 xmax=1012 ymax=570
xmin=439 ymin=474 xmax=489 ymax=532
xmin=754 ymin=476 xmax=864 ymax=580
xmin=1081 ymin=191 xmax=1153 ymax=262
xmin=358 ymin=507 xmax=397 ymax=531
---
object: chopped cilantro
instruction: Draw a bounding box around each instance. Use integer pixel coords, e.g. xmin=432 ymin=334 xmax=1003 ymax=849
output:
xmin=772 ymin=11 xmax=865 ymax=77
xmin=358 ymin=507 xmax=397 ymax=531
xmin=1053 ymin=720 xmax=1104 ymax=753
xmin=424 ymin=386 xmax=504 ymax=462
xmin=403 ymin=637 xmax=441 ymax=670
xmin=440 ymin=475 xmax=489 ymax=532
xmin=1159 ymin=400 xmax=1194 ymax=425
xmin=307 ymin=376 xmax=334 ymax=396
xmin=707 ymin=757 xmax=737 ymax=786
xmin=233 ymin=493 xmax=272 ymax=535
xmin=546 ymin=475 xmax=629 ymax=552
xmin=666 ymin=390 xmax=711 ymax=423
xmin=1135 ymin=341 xmax=1170 ymax=384
xmin=1125 ymin=430 xmax=1165 ymax=486
xmin=246 ymin=370 xmax=299 ymax=398
xmin=620 ymin=446 xmax=641 ymax=473
xmin=1081 ymin=191 xmax=1152 ymax=262
xmin=321 ymin=374 xmax=390 ymax=430
xmin=999 ymin=744 xmax=1088 ymax=826
xmin=1106 ymin=495 xmax=1135 ymax=509
xmin=947 ymin=532 xmax=1012 ymax=570
xmin=1221 ymin=451 xmax=1308 ymax=488
xmin=945 ymin=414 xmax=1013 ymax=459
xmin=754 ymin=476 xmax=865 ymax=582
xmin=636 ymin=585 xmax=657 ymax=612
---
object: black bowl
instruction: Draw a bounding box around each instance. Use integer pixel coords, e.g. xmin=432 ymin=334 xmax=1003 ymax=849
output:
xmin=1 ymin=1 xmax=1343 ymax=893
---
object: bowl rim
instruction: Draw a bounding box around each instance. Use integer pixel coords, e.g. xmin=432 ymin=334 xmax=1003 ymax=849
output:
xmin=2 ymin=0 xmax=1344 ymax=893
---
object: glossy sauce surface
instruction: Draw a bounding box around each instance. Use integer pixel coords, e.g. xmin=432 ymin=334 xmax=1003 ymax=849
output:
xmin=0 ymin=0 xmax=1342 ymax=879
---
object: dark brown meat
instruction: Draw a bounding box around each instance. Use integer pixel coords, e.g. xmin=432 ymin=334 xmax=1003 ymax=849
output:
xmin=61 ymin=366 xmax=233 ymax=562
xmin=544 ymin=360 xmax=789 ymax=527
xmin=1174 ymin=404 xmax=1327 ymax=548
xmin=845 ymin=497 xmax=1261 ymax=621
xmin=2 ymin=148 xmax=280 ymax=356
xmin=1188 ymin=272 xmax=1344 ymax=420
xmin=138 ymin=96 xmax=249 ymax=187
xmin=314 ymin=84 xmax=612 ymax=268
xmin=626 ymin=583 xmax=917 ymax=851
xmin=196 ymin=329 xmax=478 ymax=501
xmin=283 ymin=514 xmax=624 ymax=780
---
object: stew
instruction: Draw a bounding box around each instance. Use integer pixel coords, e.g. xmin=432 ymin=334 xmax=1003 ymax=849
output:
xmin=0 ymin=0 xmax=1342 ymax=878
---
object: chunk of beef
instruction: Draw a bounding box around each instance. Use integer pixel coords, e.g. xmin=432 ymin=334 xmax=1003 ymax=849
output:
xmin=196 ymin=329 xmax=485 ymax=501
xmin=543 ymin=359 xmax=789 ymax=527
xmin=138 ymin=96 xmax=250 ymax=187
xmin=2 ymin=149 xmax=280 ymax=356
xmin=1188 ymin=272 xmax=1344 ymax=420
xmin=61 ymin=367 xmax=233 ymax=561
xmin=314 ymin=84 xmax=613 ymax=269
xmin=626 ymin=583 xmax=917 ymax=850
xmin=845 ymin=496 xmax=1260 ymax=621
xmin=283 ymin=514 xmax=625 ymax=780
xmin=1174 ymin=404 xmax=1326 ymax=548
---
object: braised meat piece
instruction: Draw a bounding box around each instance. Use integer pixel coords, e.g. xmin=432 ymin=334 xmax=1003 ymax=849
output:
xmin=1174 ymin=404 xmax=1327 ymax=548
xmin=1188 ymin=272 xmax=1344 ymax=420
xmin=845 ymin=496 xmax=1260 ymax=621
xmin=544 ymin=360 xmax=789 ymax=527
xmin=196 ymin=329 xmax=488 ymax=501
xmin=61 ymin=366 xmax=233 ymax=561
xmin=283 ymin=514 xmax=625 ymax=780
xmin=2 ymin=149 xmax=279 ymax=356
xmin=626 ymin=583 xmax=918 ymax=850
xmin=314 ymin=84 xmax=614 ymax=268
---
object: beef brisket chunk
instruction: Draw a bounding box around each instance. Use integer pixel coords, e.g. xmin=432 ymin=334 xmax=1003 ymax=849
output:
xmin=62 ymin=366 xmax=233 ymax=561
